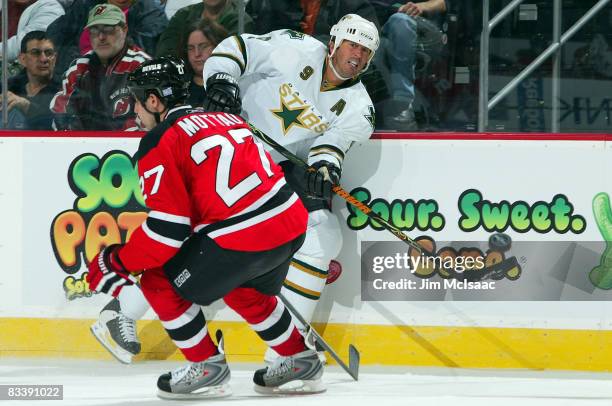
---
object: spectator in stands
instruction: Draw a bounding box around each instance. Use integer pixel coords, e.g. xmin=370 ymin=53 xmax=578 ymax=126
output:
xmin=164 ymin=0 xmax=199 ymax=20
xmin=246 ymin=0 xmax=379 ymax=42
xmin=47 ymin=0 xmax=166 ymax=80
xmin=182 ymin=18 xmax=228 ymax=107
xmin=156 ymin=0 xmax=252 ymax=58
xmin=1 ymin=31 xmax=59 ymax=130
xmin=245 ymin=0 xmax=305 ymax=34
xmin=373 ymin=0 xmax=447 ymax=130
xmin=0 ymin=0 xmax=64 ymax=64
xmin=50 ymin=3 xmax=150 ymax=130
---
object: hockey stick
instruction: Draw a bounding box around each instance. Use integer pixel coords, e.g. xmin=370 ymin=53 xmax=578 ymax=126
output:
xmin=247 ymin=123 xmax=431 ymax=256
xmin=279 ymin=293 xmax=360 ymax=381
xmin=127 ymin=281 xmax=358 ymax=379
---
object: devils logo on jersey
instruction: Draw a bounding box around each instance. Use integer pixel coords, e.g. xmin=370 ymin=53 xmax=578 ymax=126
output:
xmin=113 ymin=96 xmax=132 ymax=117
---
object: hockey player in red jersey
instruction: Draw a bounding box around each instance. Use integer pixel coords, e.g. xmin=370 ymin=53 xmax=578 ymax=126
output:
xmin=90 ymin=14 xmax=379 ymax=367
xmin=86 ymin=56 xmax=325 ymax=399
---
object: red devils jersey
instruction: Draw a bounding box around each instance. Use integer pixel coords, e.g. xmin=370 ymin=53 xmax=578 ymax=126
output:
xmin=119 ymin=106 xmax=308 ymax=272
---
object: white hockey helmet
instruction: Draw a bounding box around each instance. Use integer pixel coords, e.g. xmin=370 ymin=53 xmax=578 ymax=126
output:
xmin=329 ymin=14 xmax=380 ymax=70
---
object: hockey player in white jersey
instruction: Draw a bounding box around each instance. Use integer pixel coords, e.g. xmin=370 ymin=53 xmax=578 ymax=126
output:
xmin=90 ymin=14 xmax=379 ymax=365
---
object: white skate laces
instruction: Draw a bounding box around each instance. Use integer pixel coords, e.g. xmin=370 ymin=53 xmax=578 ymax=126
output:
xmin=253 ymin=349 xmax=325 ymax=394
xmin=171 ymin=362 xmax=202 ymax=384
xmin=117 ymin=313 xmax=137 ymax=344
xmin=157 ymin=353 xmax=231 ymax=399
xmin=90 ymin=300 xmax=142 ymax=364
xmin=266 ymin=356 xmax=293 ymax=379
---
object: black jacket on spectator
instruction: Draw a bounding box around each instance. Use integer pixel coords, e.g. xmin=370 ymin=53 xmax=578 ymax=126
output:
xmin=50 ymin=44 xmax=149 ymax=131
xmin=187 ymin=80 xmax=206 ymax=108
xmin=8 ymin=70 xmax=60 ymax=130
xmin=47 ymin=0 xmax=167 ymax=80
xmin=246 ymin=0 xmax=379 ymax=42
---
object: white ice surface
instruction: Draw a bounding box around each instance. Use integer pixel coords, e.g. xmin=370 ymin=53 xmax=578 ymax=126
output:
xmin=1 ymin=359 xmax=612 ymax=406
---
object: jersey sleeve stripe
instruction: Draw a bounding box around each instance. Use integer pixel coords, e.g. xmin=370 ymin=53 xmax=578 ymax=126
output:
xmin=146 ymin=216 xmax=191 ymax=242
xmin=308 ymin=152 xmax=342 ymax=168
xmin=235 ymin=35 xmax=248 ymax=71
xmin=209 ymin=52 xmax=245 ymax=75
xmin=99 ymin=274 xmax=126 ymax=296
xmin=309 ymin=144 xmax=345 ymax=161
xmin=149 ymin=210 xmax=191 ymax=225
xmin=141 ymin=220 xmax=186 ymax=248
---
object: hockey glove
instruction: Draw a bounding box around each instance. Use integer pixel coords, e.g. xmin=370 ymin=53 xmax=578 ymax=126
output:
xmin=304 ymin=161 xmax=341 ymax=201
xmin=86 ymin=244 xmax=138 ymax=297
xmin=205 ymin=72 xmax=242 ymax=114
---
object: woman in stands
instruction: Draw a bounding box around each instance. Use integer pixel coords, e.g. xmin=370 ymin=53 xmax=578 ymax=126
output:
xmin=181 ymin=18 xmax=228 ymax=107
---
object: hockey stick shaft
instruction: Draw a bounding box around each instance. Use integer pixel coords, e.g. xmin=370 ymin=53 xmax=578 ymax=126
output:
xmin=248 ymin=123 xmax=429 ymax=255
xmin=279 ymin=293 xmax=359 ymax=381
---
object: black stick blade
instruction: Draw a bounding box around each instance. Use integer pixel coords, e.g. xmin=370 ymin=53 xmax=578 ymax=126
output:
xmin=348 ymin=344 xmax=360 ymax=381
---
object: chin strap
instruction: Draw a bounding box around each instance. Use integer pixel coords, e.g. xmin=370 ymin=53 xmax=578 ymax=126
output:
xmin=143 ymin=103 xmax=167 ymax=125
xmin=327 ymin=55 xmax=353 ymax=82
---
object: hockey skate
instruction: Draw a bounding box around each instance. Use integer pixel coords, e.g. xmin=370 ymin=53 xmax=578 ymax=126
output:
xmin=156 ymin=353 xmax=231 ymax=399
xmin=90 ymin=298 xmax=141 ymax=364
xmin=254 ymin=349 xmax=325 ymax=394
xmin=265 ymin=327 xmax=327 ymax=365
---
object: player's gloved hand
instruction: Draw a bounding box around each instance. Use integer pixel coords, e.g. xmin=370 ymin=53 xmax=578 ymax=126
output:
xmin=205 ymin=72 xmax=242 ymax=114
xmin=86 ymin=244 xmax=138 ymax=297
xmin=304 ymin=161 xmax=341 ymax=201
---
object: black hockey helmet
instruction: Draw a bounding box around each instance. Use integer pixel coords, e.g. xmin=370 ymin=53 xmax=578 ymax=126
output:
xmin=127 ymin=56 xmax=190 ymax=108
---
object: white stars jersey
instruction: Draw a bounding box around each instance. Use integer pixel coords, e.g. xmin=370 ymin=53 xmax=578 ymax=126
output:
xmin=203 ymin=29 xmax=375 ymax=169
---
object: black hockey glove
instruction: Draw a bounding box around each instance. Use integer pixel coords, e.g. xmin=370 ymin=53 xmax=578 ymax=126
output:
xmin=205 ymin=72 xmax=242 ymax=114
xmin=304 ymin=161 xmax=341 ymax=201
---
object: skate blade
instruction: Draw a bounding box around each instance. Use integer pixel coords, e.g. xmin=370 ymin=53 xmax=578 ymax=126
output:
xmin=254 ymin=379 xmax=326 ymax=395
xmin=90 ymin=322 xmax=133 ymax=365
xmin=157 ymin=383 xmax=232 ymax=400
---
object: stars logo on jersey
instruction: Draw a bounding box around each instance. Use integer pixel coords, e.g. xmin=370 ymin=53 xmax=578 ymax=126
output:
xmin=271 ymin=83 xmax=330 ymax=135
xmin=271 ymin=97 xmax=308 ymax=135
xmin=364 ymin=105 xmax=375 ymax=130
xmin=283 ymin=30 xmax=305 ymax=40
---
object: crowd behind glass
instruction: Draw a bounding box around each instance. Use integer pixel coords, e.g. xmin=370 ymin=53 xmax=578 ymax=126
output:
xmin=1 ymin=0 xmax=610 ymax=133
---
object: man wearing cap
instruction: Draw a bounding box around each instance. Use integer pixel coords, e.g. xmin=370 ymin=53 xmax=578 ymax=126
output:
xmin=47 ymin=0 xmax=166 ymax=80
xmin=50 ymin=3 xmax=150 ymax=130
